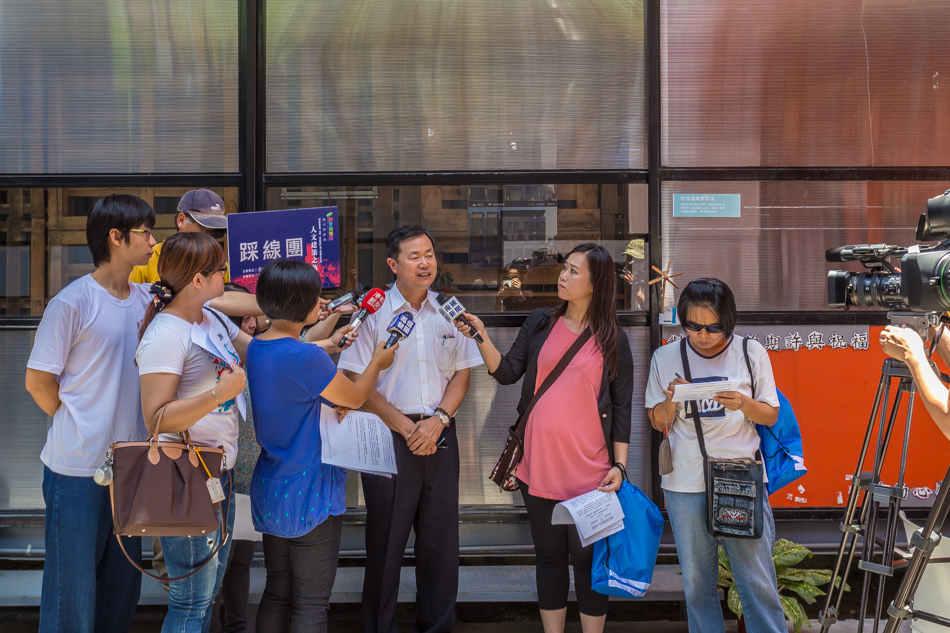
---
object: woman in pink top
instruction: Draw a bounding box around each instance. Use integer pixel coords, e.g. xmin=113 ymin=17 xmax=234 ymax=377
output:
xmin=457 ymin=243 xmax=633 ymax=633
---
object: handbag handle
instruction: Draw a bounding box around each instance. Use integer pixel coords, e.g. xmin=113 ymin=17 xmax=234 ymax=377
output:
xmin=112 ymin=470 xmax=232 ymax=583
xmin=509 ymin=328 xmax=593 ymax=442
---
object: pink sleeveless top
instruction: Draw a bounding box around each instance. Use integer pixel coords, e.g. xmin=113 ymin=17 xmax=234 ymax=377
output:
xmin=518 ymin=319 xmax=611 ymax=500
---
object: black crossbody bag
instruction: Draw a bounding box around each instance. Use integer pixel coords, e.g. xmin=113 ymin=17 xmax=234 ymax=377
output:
xmin=680 ymin=339 xmax=764 ymax=539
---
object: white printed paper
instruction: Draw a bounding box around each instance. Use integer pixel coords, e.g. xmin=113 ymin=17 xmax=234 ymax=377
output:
xmin=551 ymin=489 xmax=625 ymax=547
xmin=671 ymin=380 xmax=739 ymax=403
xmin=191 ymin=321 xmax=247 ymax=419
xmin=319 ymin=405 xmax=397 ymax=477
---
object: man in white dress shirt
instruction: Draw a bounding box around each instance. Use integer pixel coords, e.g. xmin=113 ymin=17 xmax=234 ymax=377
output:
xmin=339 ymin=225 xmax=483 ymax=633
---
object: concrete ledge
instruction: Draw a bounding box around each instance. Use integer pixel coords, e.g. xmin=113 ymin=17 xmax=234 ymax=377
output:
xmin=0 ymin=564 xmax=696 ymax=608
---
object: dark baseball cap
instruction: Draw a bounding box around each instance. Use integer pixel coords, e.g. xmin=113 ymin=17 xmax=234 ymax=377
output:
xmin=178 ymin=189 xmax=228 ymax=230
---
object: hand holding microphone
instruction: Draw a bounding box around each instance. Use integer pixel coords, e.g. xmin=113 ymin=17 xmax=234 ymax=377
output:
xmin=436 ymin=292 xmax=483 ymax=344
xmin=327 ymin=290 xmax=359 ymax=312
xmin=340 ymin=288 xmax=386 ymax=347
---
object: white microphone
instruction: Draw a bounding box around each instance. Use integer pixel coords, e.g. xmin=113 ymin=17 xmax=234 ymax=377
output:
xmin=436 ymin=292 xmax=483 ymax=344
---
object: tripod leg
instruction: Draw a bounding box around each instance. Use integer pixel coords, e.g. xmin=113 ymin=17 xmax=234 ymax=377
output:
xmin=820 ymin=369 xmax=890 ymax=632
xmin=883 ymin=464 xmax=950 ymax=633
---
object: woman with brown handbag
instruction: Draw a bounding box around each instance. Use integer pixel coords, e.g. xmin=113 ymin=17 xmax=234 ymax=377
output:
xmin=455 ymin=243 xmax=634 ymax=633
xmin=136 ymin=232 xmax=251 ymax=633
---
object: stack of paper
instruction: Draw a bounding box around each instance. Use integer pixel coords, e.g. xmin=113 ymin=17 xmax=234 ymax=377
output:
xmin=551 ymin=489 xmax=625 ymax=547
xmin=319 ymin=405 xmax=398 ymax=478
xmin=671 ymin=379 xmax=738 ymax=402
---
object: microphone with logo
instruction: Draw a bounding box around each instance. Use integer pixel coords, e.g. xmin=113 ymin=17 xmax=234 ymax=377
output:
xmin=436 ymin=292 xmax=483 ymax=344
xmin=385 ymin=311 xmax=415 ymax=349
xmin=340 ymin=288 xmax=386 ymax=346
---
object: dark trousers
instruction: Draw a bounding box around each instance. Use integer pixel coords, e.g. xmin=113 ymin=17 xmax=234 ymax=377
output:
xmin=361 ymin=424 xmax=460 ymax=633
xmin=39 ymin=467 xmax=142 ymax=633
xmin=256 ymin=514 xmax=344 ymax=633
xmin=210 ymin=539 xmax=258 ymax=633
xmin=519 ymin=481 xmax=609 ymax=617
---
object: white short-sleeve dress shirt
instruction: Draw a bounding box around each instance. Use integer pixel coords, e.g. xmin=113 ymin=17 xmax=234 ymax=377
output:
xmin=337 ymin=285 xmax=484 ymax=415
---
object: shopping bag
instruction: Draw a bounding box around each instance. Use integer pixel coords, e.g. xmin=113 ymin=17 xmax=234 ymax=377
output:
xmin=591 ymin=480 xmax=664 ymax=598
xmin=758 ymin=389 xmax=807 ymax=495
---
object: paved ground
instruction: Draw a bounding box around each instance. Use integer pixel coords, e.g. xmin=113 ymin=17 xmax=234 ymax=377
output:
xmin=0 ymin=605 xmax=914 ymax=633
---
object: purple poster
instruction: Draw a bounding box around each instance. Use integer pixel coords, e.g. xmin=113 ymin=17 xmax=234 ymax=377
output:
xmin=227 ymin=207 xmax=340 ymax=292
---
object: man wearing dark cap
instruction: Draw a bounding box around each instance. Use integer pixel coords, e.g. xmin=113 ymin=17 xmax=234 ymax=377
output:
xmin=130 ymin=188 xmax=229 ymax=284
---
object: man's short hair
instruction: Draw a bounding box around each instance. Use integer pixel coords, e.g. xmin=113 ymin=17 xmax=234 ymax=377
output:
xmin=86 ymin=194 xmax=156 ymax=267
xmin=256 ymin=260 xmax=323 ymax=323
xmin=386 ymin=225 xmax=435 ymax=260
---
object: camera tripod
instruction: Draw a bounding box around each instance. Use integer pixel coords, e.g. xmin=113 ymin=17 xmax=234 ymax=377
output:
xmin=819 ymin=312 xmax=945 ymax=633
xmin=882 ymin=462 xmax=950 ymax=632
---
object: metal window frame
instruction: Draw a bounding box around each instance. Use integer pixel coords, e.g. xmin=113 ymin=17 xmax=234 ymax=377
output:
xmin=1 ymin=0 xmax=949 ymax=515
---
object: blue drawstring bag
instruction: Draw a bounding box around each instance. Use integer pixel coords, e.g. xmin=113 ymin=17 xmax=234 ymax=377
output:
xmin=758 ymin=389 xmax=807 ymax=495
xmin=591 ymin=479 xmax=664 ymax=598
xmin=742 ymin=337 xmax=807 ymax=495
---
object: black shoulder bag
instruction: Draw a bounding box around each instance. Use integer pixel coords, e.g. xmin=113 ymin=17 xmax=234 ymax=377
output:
xmin=489 ymin=329 xmax=593 ymax=491
xmin=680 ymin=339 xmax=764 ymax=539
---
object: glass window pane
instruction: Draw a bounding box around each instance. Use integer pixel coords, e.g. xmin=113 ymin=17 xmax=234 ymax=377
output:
xmin=267 ymin=0 xmax=646 ymax=172
xmin=662 ymin=0 xmax=950 ymax=167
xmin=660 ymin=181 xmax=942 ymax=311
xmin=0 ymin=330 xmax=50 ymax=510
xmin=266 ymin=184 xmax=649 ymax=311
xmin=42 ymin=187 xmax=238 ymax=300
xmin=0 ymin=2 xmax=239 ymax=173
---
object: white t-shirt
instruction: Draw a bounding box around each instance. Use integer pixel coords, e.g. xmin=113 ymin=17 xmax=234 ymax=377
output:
xmin=337 ymin=285 xmax=483 ymax=416
xmin=645 ymin=336 xmax=779 ymax=493
xmin=27 ymin=275 xmax=152 ymax=476
xmin=136 ymin=308 xmax=242 ymax=468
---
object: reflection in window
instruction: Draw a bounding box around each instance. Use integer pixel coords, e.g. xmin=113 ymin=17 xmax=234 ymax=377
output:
xmin=267 ymin=184 xmax=649 ymax=313
xmin=661 ymin=181 xmax=941 ymax=311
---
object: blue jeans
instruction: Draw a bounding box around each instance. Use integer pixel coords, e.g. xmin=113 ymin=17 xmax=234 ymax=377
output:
xmin=664 ymin=489 xmax=786 ymax=633
xmin=161 ymin=474 xmax=236 ymax=633
xmin=40 ymin=467 xmax=142 ymax=633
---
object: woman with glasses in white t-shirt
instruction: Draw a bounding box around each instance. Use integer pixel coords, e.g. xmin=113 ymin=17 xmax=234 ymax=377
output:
xmin=645 ymin=278 xmax=786 ymax=633
xmin=136 ymin=232 xmax=251 ymax=633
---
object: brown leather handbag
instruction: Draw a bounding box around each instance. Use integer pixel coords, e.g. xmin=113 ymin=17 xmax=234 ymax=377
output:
xmin=489 ymin=329 xmax=592 ymax=491
xmin=108 ymin=405 xmax=230 ymax=581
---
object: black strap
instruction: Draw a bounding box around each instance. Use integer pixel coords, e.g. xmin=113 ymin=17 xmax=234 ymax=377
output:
xmin=204 ymin=306 xmax=232 ymax=333
xmin=510 ymin=328 xmax=593 ymax=442
xmin=679 ymin=339 xmax=710 ymax=463
xmin=742 ymin=337 xmax=757 ymax=399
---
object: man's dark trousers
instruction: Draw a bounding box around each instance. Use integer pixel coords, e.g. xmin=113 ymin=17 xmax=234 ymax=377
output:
xmin=361 ymin=422 xmax=459 ymax=633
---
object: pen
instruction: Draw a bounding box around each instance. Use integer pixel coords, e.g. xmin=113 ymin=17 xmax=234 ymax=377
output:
xmin=675 ymin=373 xmax=683 ymax=380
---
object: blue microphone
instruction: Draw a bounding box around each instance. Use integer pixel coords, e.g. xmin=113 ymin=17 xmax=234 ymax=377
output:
xmin=385 ymin=311 xmax=415 ymax=349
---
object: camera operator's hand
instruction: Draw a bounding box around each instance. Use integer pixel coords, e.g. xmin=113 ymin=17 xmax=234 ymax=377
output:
xmin=880 ymin=325 xmax=926 ymax=363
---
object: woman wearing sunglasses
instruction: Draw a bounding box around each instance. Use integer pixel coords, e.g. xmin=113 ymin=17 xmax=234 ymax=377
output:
xmin=645 ymin=278 xmax=785 ymax=633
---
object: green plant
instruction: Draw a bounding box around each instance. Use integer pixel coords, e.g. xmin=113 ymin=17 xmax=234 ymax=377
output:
xmin=717 ymin=538 xmax=848 ymax=633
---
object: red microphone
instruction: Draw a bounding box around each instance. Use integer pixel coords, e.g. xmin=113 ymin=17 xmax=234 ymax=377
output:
xmin=340 ymin=288 xmax=386 ymax=346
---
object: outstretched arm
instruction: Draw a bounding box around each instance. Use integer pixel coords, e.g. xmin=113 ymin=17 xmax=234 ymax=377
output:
xmin=881 ymin=325 xmax=950 ymax=441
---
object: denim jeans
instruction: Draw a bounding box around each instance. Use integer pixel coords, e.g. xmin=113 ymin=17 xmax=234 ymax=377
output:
xmin=161 ymin=474 xmax=236 ymax=633
xmin=256 ymin=514 xmax=344 ymax=633
xmin=664 ymin=489 xmax=786 ymax=633
xmin=39 ymin=467 xmax=142 ymax=633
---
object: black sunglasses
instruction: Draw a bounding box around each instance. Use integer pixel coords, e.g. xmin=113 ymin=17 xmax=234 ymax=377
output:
xmin=683 ymin=320 xmax=724 ymax=334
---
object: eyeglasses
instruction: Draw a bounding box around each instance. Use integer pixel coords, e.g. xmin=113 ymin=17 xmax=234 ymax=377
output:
xmin=683 ymin=320 xmax=724 ymax=334
xmin=128 ymin=228 xmax=153 ymax=239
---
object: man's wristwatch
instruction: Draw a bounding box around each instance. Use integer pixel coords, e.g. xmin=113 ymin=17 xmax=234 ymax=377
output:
xmin=434 ymin=407 xmax=451 ymax=426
